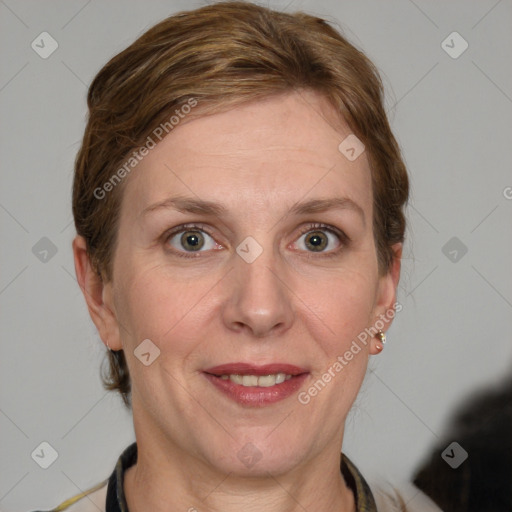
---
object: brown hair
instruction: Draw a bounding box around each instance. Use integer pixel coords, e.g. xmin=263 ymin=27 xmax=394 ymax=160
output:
xmin=73 ymin=1 xmax=409 ymax=406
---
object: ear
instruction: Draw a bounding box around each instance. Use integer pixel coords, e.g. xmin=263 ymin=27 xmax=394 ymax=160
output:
xmin=369 ymin=242 xmax=402 ymax=354
xmin=72 ymin=235 xmax=122 ymax=351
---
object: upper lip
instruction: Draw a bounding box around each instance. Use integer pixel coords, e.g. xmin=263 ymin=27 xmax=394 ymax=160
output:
xmin=204 ymin=363 xmax=308 ymax=376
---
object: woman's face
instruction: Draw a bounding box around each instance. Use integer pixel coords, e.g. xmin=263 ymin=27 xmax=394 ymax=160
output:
xmin=92 ymin=90 xmax=400 ymax=475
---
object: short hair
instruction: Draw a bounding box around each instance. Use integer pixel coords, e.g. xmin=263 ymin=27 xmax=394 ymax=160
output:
xmin=72 ymin=1 xmax=409 ymax=406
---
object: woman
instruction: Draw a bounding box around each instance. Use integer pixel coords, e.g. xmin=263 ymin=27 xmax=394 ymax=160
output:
xmin=35 ymin=2 xmax=436 ymax=511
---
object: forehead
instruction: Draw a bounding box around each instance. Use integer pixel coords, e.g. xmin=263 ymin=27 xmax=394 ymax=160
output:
xmin=121 ymin=91 xmax=373 ymax=220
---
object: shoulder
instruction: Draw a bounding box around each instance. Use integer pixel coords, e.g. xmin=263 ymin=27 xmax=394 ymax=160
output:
xmin=369 ymin=480 xmax=443 ymax=512
xmin=29 ymin=480 xmax=108 ymax=512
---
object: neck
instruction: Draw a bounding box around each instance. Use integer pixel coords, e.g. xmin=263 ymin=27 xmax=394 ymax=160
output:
xmin=124 ymin=436 xmax=355 ymax=512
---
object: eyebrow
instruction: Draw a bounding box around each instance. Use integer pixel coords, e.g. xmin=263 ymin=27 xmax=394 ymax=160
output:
xmin=141 ymin=195 xmax=365 ymax=224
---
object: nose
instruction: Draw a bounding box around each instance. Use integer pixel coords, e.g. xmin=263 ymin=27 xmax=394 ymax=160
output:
xmin=221 ymin=243 xmax=294 ymax=339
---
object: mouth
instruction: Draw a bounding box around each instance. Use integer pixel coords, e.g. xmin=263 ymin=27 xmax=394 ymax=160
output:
xmin=203 ymin=363 xmax=309 ymax=406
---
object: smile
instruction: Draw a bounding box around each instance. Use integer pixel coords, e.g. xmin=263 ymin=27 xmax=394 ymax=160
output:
xmin=203 ymin=363 xmax=309 ymax=406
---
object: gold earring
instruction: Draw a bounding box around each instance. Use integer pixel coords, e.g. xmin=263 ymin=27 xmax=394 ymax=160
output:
xmin=374 ymin=330 xmax=386 ymax=353
xmin=376 ymin=330 xmax=386 ymax=344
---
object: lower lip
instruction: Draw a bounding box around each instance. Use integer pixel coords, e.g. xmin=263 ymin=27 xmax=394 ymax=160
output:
xmin=204 ymin=373 xmax=309 ymax=407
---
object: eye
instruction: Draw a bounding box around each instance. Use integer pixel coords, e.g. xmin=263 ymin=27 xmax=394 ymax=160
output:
xmin=163 ymin=222 xmax=348 ymax=259
xmin=165 ymin=224 xmax=220 ymax=256
xmin=293 ymin=223 xmax=345 ymax=254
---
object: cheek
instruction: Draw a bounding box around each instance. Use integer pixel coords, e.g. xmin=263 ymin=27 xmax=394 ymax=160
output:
xmin=309 ymin=270 xmax=377 ymax=404
xmin=113 ymin=259 xmax=216 ymax=353
xmin=303 ymin=266 xmax=378 ymax=356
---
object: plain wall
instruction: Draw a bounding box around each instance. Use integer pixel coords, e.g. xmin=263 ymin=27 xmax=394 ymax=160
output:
xmin=1 ymin=1 xmax=511 ymax=510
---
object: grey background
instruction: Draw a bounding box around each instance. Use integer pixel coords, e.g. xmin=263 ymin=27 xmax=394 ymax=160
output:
xmin=1 ymin=1 xmax=511 ymax=510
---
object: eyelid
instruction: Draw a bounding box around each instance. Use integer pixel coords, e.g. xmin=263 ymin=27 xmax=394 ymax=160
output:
xmin=295 ymin=222 xmax=349 ymax=243
xmin=164 ymin=222 xmax=213 ymax=238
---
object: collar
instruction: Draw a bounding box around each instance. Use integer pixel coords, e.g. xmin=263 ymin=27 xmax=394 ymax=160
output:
xmin=106 ymin=442 xmax=377 ymax=512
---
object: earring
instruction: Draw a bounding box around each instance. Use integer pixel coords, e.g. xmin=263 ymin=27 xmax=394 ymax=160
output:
xmin=106 ymin=340 xmax=112 ymax=352
xmin=374 ymin=330 xmax=386 ymax=353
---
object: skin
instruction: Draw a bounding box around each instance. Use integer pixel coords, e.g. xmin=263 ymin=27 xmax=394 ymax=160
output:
xmin=73 ymin=90 xmax=401 ymax=512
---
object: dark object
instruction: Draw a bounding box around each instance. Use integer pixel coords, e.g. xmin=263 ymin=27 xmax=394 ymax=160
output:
xmin=413 ymin=377 xmax=512 ymax=511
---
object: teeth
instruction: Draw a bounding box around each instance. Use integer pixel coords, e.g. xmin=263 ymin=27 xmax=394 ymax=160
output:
xmin=219 ymin=373 xmax=293 ymax=387
xmin=275 ymin=373 xmax=286 ymax=384
xmin=230 ymin=374 xmax=243 ymax=385
xmin=257 ymin=375 xmax=276 ymax=387
xmin=242 ymin=375 xmax=259 ymax=387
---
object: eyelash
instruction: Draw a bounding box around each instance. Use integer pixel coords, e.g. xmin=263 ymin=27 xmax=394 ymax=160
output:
xmin=162 ymin=222 xmax=350 ymax=260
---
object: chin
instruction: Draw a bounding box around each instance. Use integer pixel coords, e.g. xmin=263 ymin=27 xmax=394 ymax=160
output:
xmin=199 ymin=432 xmax=310 ymax=477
